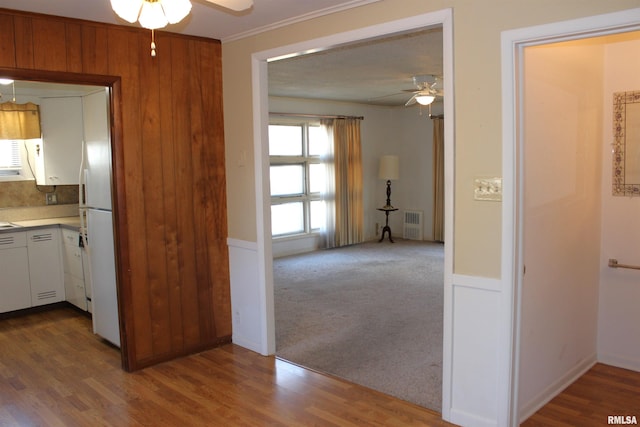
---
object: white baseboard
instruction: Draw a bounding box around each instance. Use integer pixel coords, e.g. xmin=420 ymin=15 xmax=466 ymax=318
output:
xmin=598 ymin=352 xmax=640 ymax=373
xmin=449 ymin=409 xmax=496 ymax=427
xmin=519 ymin=355 xmax=597 ymax=423
xmin=231 ymin=336 xmax=263 ymax=354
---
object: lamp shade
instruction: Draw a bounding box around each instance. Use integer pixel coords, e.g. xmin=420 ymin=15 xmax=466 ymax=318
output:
xmin=111 ymin=0 xmax=144 ymax=23
xmin=110 ymin=0 xmax=192 ymax=29
xmin=161 ymin=0 xmax=192 ymax=24
xmin=138 ymin=1 xmax=169 ymax=29
xmin=378 ymin=155 xmax=399 ymax=180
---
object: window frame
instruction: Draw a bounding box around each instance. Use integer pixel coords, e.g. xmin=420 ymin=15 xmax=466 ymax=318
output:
xmin=269 ymin=120 xmax=324 ymax=238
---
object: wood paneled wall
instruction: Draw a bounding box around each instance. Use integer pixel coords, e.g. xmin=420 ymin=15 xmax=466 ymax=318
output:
xmin=0 ymin=8 xmax=231 ymax=370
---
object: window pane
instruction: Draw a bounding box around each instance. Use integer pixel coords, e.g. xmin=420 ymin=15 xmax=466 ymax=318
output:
xmin=0 ymin=140 xmax=21 ymax=168
xmin=269 ymin=125 xmax=302 ymax=156
xmin=308 ymin=126 xmax=327 ymax=156
xmin=272 ymin=202 xmax=303 ymax=235
xmin=309 ymin=163 xmax=325 ymax=194
xmin=270 ymin=165 xmax=303 ymax=196
xmin=310 ymin=200 xmax=325 ymax=230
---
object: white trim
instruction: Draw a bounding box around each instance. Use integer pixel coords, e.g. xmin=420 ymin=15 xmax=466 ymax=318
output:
xmin=440 ymin=9 xmax=455 ymax=422
xmin=254 ymin=11 xmax=450 ymax=63
xmin=222 ymin=0 xmax=383 ymax=43
xmin=519 ymin=357 xmax=596 ymax=424
xmin=252 ymin=55 xmax=276 ymax=356
xmin=449 ymin=409 xmax=498 ymax=427
xmin=452 ymin=274 xmax=502 ymax=293
xmin=598 ymin=352 xmax=640 ymax=373
xmin=227 ymin=237 xmax=257 ymax=251
xmin=501 ymin=7 xmax=640 ymax=426
xmin=251 ymin=8 xmax=455 ymax=421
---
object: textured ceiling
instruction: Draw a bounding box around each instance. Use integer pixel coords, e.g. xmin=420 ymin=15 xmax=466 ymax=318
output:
xmin=268 ymin=28 xmax=444 ymax=107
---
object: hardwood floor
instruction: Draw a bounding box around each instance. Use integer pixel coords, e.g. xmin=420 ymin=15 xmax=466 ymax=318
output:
xmin=522 ymin=363 xmax=640 ymax=426
xmin=3 ymin=307 xmax=638 ymax=426
xmin=0 ymin=307 xmax=452 ymax=426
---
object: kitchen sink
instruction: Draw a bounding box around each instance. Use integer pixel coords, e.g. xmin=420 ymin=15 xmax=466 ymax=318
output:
xmin=0 ymin=222 xmax=22 ymax=230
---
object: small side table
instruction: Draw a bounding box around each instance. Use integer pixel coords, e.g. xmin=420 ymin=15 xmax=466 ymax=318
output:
xmin=377 ymin=206 xmax=399 ymax=243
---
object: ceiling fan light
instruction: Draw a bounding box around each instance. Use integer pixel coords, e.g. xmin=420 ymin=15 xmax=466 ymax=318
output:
xmin=110 ymin=0 xmax=143 ymax=23
xmin=160 ymin=0 xmax=192 ymax=24
xmin=139 ymin=0 xmax=169 ymax=29
xmin=416 ymin=95 xmax=435 ymax=105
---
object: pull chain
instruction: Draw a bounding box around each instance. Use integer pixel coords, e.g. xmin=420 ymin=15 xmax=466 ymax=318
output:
xmin=151 ymin=29 xmax=157 ymax=57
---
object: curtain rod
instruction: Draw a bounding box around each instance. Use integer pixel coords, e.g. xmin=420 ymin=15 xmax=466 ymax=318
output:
xmin=270 ymin=112 xmax=364 ymax=120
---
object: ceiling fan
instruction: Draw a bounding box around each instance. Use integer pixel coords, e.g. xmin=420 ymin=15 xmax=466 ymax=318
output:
xmin=110 ymin=0 xmax=253 ymax=56
xmin=404 ymin=74 xmax=443 ymax=107
xmin=110 ymin=0 xmax=253 ymax=29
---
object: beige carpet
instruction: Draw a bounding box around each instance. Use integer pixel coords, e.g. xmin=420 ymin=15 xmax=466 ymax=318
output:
xmin=274 ymin=239 xmax=444 ymax=411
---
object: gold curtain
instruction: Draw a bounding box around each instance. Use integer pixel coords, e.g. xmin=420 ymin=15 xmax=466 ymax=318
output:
xmin=322 ymin=118 xmax=364 ymax=248
xmin=0 ymin=102 xmax=41 ymax=140
xmin=432 ymin=117 xmax=445 ymax=242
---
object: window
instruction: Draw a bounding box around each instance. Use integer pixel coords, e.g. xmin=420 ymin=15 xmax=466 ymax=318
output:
xmin=0 ymin=139 xmax=23 ymax=177
xmin=269 ymin=122 xmax=328 ymax=237
xmin=0 ymin=139 xmax=39 ymax=180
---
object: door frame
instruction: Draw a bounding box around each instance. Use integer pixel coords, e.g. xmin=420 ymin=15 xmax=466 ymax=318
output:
xmin=250 ymin=8 xmax=455 ymax=418
xmin=501 ymin=7 xmax=640 ymax=424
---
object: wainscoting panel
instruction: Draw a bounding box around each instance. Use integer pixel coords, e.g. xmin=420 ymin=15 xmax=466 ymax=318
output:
xmin=228 ymin=238 xmax=264 ymax=353
xmin=448 ymin=274 xmax=504 ymax=427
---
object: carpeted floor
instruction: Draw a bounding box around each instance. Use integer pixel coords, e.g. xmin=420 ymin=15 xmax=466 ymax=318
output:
xmin=274 ymin=239 xmax=444 ymax=412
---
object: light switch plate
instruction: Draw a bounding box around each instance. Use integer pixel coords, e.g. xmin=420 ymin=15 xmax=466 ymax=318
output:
xmin=474 ymin=177 xmax=502 ymax=201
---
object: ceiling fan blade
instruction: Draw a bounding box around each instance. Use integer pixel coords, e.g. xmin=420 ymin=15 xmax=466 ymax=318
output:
xmin=205 ymin=0 xmax=253 ymax=11
xmin=368 ymin=92 xmax=404 ymax=101
xmin=405 ymin=94 xmax=417 ymax=107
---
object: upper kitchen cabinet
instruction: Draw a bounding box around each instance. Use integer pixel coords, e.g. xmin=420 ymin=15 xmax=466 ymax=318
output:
xmin=36 ymin=96 xmax=84 ymax=186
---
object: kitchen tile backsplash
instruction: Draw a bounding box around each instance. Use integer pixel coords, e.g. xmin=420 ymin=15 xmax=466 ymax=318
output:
xmin=0 ymin=181 xmax=78 ymax=208
xmin=0 ymin=181 xmax=79 ymax=222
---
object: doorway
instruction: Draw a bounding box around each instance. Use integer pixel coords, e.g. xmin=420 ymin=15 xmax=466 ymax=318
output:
xmin=502 ymin=8 xmax=640 ymax=423
xmin=251 ymin=8 xmax=455 ymax=417
xmin=0 ymin=73 xmax=123 ymax=364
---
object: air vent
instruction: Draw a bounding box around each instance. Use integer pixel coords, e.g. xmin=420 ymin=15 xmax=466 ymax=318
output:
xmin=403 ymin=210 xmax=423 ymax=241
xmin=0 ymin=236 xmax=15 ymax=246
xmin=37 ymin=290 xmax=57 ymax=301
xmin=31 ymin=233 xmax=53 ymax=243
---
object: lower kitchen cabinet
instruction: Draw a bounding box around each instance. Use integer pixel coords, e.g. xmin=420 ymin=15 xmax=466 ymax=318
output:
xmin=27 ymin=228 xmax=64 ymax=307
xmin=0 ymin=232 xmax=31 ymax=313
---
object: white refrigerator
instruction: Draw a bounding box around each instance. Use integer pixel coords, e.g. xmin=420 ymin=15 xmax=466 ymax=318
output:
xmin=80 ymin=89 xmax=120 ymax=348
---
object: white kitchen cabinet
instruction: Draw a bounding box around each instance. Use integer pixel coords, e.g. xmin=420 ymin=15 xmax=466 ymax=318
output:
xmin=36 ymin=97 xmax=84 ymax=186
xmin=0 ymin=232 xmax=31 ymax=313
xmin=61 ymin=228 xmax=88 ymax=311
xmin=27 ymin=228 xmax=65 ymax=306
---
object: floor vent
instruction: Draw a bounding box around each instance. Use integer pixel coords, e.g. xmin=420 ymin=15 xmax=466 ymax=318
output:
xmin=403 ymin=210 xmax=423 ymax=240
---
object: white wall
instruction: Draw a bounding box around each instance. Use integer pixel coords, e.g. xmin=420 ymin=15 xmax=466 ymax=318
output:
xmin=518 ymin=40 xmax=604 ymax=419
xmin=598 ymin=35 xmax=640 ymax=371
xmin=269 ymin=96 xmax=440 ymax=257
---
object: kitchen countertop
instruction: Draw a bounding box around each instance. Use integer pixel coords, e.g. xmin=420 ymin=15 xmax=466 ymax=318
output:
xmin=2 ymin=216 xmax=82 ymax=233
